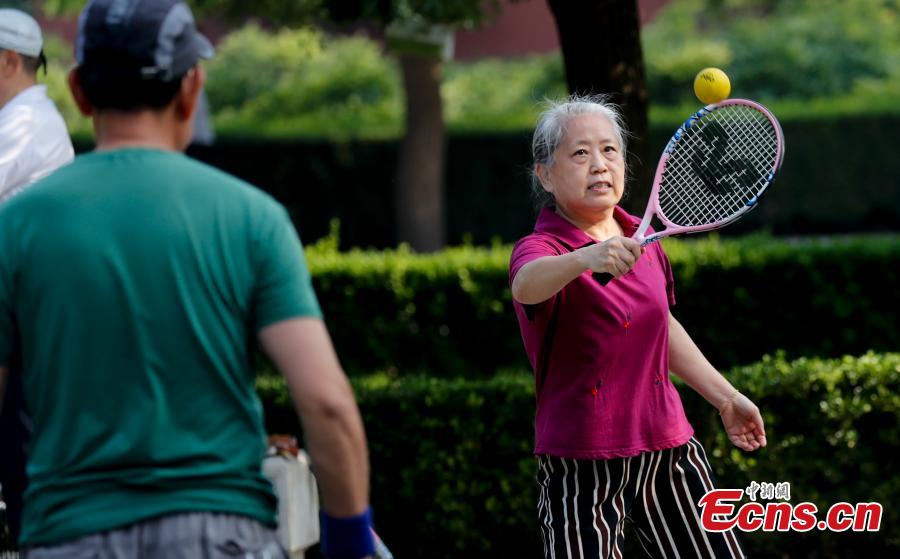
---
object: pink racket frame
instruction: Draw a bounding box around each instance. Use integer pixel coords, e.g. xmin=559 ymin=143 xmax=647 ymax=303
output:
xmin=634 ymin=98 xmax=785 ymax=245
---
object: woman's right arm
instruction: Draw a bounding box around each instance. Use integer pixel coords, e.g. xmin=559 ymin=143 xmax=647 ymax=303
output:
xmin=511 ymin=237 xmax=642 ymax=305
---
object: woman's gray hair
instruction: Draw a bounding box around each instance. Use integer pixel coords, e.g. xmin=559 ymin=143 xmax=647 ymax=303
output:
xmin=530 ymin=94 xmax=630 ymax=209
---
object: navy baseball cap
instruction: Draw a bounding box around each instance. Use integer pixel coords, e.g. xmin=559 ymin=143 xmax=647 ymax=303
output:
xmin=75 ymin=0 xmax=214 ymax=81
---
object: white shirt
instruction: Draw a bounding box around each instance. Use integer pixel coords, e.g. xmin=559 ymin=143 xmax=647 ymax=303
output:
xmin=0 ymin=84 xmax=74 ymax=201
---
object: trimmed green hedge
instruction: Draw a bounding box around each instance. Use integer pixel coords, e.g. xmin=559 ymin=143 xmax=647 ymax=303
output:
xmin=257 ymin=352 xmax=900 ymax=559
xmin=261 ymin=373 xmax=535 ymax=559
xmin=304 ymin=242 xmax=515 ymax=377
xmin=298 ymin=234 xmax=900 ymax=377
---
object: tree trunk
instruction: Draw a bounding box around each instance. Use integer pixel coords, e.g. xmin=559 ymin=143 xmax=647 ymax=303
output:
xmin=546 ymin=0 xmax=651 ymax=214
xmin=396 ymin=53 xmax=446 ymax=251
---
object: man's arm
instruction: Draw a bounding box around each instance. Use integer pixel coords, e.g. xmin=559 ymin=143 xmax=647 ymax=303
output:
xmin=668 ymin=312 xmax=767 ymax=451
xmin=258 ymin=317 xmax=369 ymax=517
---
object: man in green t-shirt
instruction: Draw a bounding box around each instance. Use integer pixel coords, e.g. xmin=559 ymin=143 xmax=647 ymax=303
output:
xmin=0 ymin=1 xmax=374 ymax=557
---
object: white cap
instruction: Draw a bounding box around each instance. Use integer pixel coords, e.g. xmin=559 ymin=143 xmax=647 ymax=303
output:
xmin=0 ymin=8 xmax=44 ymax=58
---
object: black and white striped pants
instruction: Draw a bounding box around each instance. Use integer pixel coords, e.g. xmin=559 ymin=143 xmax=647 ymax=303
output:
xmin=536 ymin=437 xmax=745 ymax=559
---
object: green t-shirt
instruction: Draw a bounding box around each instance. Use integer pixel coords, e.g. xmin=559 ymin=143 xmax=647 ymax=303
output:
xmin=0 ymin=148 xmax=322 ymax=546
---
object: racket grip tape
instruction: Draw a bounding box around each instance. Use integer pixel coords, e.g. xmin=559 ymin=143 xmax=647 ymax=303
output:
xmin=592 ymin=272 xmax=614 ymax=285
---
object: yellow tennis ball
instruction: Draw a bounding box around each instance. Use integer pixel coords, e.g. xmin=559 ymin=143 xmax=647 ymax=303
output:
xmin=693 ymin=67 xmax=731 ymax=104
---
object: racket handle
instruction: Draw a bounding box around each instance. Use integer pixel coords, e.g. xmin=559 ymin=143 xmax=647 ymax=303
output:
xmin=592 ymin=272 xmax=614 ymax=285
xmin=372 ymin=528 xmax=394 ymax=559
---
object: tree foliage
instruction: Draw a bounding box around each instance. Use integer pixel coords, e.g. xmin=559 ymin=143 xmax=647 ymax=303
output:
xmin=34 ymin=0 xmax=900 ymax=138
xmin=643 ymin=0 xmax=900 ymax=104
xmin=38 ymin=0 xmax=506 ymax=26
xmin=321 ymin=0 xmax=504 ymax=27
xmin=206 ymin=25 xmax=401 ymax=138
xmin=189 ymin=0 xmax=505 ymax=27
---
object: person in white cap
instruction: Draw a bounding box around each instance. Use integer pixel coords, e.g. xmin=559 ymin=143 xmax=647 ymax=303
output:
xmin=0 ymin=8 xmax=74 ymax=201
xmin=0 ymin=7 xmax=75 ymax=547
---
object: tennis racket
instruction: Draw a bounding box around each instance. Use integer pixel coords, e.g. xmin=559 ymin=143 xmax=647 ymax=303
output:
xmin=595 ymin=98 xmax=785 ymax=284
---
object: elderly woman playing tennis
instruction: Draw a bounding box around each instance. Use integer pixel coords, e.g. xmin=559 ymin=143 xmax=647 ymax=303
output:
xmin=509 ymin=94 xmax=766 ymax=559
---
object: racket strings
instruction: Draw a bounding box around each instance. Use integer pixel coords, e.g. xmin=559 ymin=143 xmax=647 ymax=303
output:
xmin=658 ymin=105 xmax=779 ymax=227
xmin=663 ymin=114 xmax=761 ymax=221
xmin=664 ymin=118 xmax=770 ymax=223
xmin=661 ymin=109 xmax=774 ymax=224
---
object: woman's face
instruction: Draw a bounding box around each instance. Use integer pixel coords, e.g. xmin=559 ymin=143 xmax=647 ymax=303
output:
xmin=538 ymin=112 xmax=626 ymax=222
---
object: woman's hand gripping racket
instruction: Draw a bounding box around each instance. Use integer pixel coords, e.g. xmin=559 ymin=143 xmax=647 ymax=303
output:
xmin=594 ymin=98 xmax=785 ymax=284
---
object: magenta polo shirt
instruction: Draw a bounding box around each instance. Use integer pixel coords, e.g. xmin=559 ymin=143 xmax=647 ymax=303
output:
xmin=510 ymin=207 xmax=694 ymax=460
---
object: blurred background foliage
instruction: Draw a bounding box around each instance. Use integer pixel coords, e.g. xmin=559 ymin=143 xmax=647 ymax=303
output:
xmin=644 ymin=0 xmax=900 ymax=122
xmin=38 ymin=0 xmax=900 ymax=139
xmin=37 ymin=32 xmax=87 ymax=135
xmin=205 ymin=25 xmax=403 ymax=138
